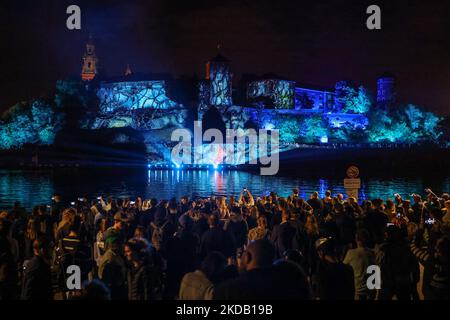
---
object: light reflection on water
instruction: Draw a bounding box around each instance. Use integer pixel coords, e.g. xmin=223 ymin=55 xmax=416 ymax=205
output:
xmin=0 ymin=169 xmax=448 ymax=211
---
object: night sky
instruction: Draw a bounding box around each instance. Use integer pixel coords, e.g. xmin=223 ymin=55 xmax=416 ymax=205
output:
xmin=0 ymin=0 xmax=449 ymax=114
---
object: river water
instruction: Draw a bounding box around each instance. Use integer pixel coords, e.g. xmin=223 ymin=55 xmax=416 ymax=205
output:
xmin=0 ymin=169 xmax=448 ymax=211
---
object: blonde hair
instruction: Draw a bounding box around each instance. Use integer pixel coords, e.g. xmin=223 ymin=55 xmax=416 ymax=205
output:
xmin=305 ymin=214 xmax=319 ymax=236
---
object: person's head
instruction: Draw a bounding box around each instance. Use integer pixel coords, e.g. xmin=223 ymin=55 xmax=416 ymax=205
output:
xmin=168 ymin=198 xmax=178 ymax=211
xmin=178 ymin=214 xmax=193 ymax=231
xmin=305 ymin=214 xmax=319 ymax=235
xmin=200 ymin=251 xmax=227 ymax=284
xmin=325 ymin=190 xmax=332 ymax=198
xmin=113 ymin=212 xmax=125 ymax=230
xmin=207 ymin=214 xmax=219 ymax=228
xmin=430 ymin=207 xmax=444 ymax=222
xmin=53 ymin=194 xmax=61 ymax=203
xmin=105 ymin=234 xmax=121 ymax=252
xmin=231 ymin=206 xmax=242 ymax=216
xmin=337 ymin=193 xmax=344 ymax=202
xmin=150 ymin=198 xmax=158 ymax=208
xmin=385 ymin=199 xmax=395 ymax=211
xmin=355 ymin=229 xmax=370 ymax=248
xmin=37 ymin=205 xmax=47 ymax=216
xmin=407 ymin=222 xmax=419 ymax=241
xmin=256 ymin=215 xmax=267 ymax=229
xmin=240 ymin=239 xmax=275 ymax=272
xmin=271 ymin=260 xmax=312 ymax=300
xmin=33 ymin=236 xmax=50 ymax=257
xmin=435 ymin=236 xmax=450 ymax=265
xmin=334 ymin=202 xmax=345 ymax=215
xmin=293 ymin=188 xmax=299 ymax=196
xmin=372 ymin=198 xmax=384 ymax=210
xmin=124 ymin=238 xmax=148 ymax=264
xmin=445 ymin=200 xmax=450 ymax=211
xmin=281 ymin=209 xmax=290 ymax=222
xmin=26 ymin=219 xmax=39 ymax=240
xmin=124 ymin=242 xmax=138 ymax=263
xmin=385 ymin=225 xmax=403 ymax=243
xmin=181 ymin=196 xmax=189 ymax=205
xmin=0 ymin=211 xmax=9 ymax=220
xmin=315 ymin=237 xmax=336 ymax=261
xmin=413 ymin=194 xmax=422 ymax=204
xmin=347 ymin=197 xmax=357 ymax=206
xmin=217 ymin=196 xmax=226 ymax=208
xmin=311 ymin=191 xmax=319 ymax=200
xmin=402 ymin=200 xmax=411 ymax=209
xmin=134 ymin=226 xmax=146 ymax=239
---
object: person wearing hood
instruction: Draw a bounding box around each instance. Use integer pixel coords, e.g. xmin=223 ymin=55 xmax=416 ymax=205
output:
xmin=224 ymin=207 xmax=248 ymax=259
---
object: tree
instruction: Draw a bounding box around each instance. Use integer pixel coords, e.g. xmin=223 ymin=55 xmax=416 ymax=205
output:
xmin=300 ymin=115 xmax=328 ymax=143
xmin=367 ymin=105 xmax=443 ymax=144
xmin=278 ymin=118 xmax=301 ymax=144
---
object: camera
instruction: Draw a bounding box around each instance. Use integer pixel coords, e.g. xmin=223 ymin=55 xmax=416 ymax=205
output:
xmin=97 ymin=196 xmax=102 ymax=200
xmin=130 ymin=201 xmax=135 ymax=205
xmin=425 ymin=218 xmax=435 ymax=225
xmin=70 ymin=202 xmax=75 ymax=206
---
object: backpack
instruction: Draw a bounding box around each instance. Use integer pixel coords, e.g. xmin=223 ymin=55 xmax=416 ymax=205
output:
xmin=150 ymin=221 xmax=169 ymax=251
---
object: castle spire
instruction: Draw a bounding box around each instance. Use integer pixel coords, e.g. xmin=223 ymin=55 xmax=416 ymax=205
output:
xmin=81 ymin=35 xmax=98 ymax=81
xmin=125 ymin=64 xmax=132 ymax=76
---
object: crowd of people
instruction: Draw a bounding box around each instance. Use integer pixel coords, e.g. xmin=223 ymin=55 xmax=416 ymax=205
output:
xmin=0 ymin=187 xmax=449 ymax=300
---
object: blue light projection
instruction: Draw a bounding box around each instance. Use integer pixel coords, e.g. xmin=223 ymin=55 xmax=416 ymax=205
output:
xmin=209 ymin=63 xmax=232 ymax=106
xmin=247 ymin=79 xmax=295 ymax=109
xmin=295 ymin=88 xmax=335 ymax=112
xmin=97 ymin=80 xmax=176 ymax=112
xmin=198 ymin=80 xmax=211 ymax=117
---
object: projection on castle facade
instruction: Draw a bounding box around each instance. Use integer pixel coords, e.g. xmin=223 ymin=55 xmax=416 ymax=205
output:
xmin=97 ymin=80 xmax=177 ymax=113
xmin=247 ymin=79 xmax=295 ymax=109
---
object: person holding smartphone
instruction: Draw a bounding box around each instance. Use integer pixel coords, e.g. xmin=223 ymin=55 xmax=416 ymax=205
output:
xmin=238 ymin=188 xmax=254 ymax=208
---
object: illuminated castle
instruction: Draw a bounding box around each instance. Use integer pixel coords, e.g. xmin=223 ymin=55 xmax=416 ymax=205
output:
xmin=84 ymin=39 xmax=400 ymax=134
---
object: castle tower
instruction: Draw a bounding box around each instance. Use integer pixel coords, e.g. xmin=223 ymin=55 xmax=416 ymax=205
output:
xmin=377 ymin=73 xmax=396 ymax=111
xmin=81 ymin=36 xmax=98 ymax=81
xmin=206 ymin=46 xmax=232 ymax=107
